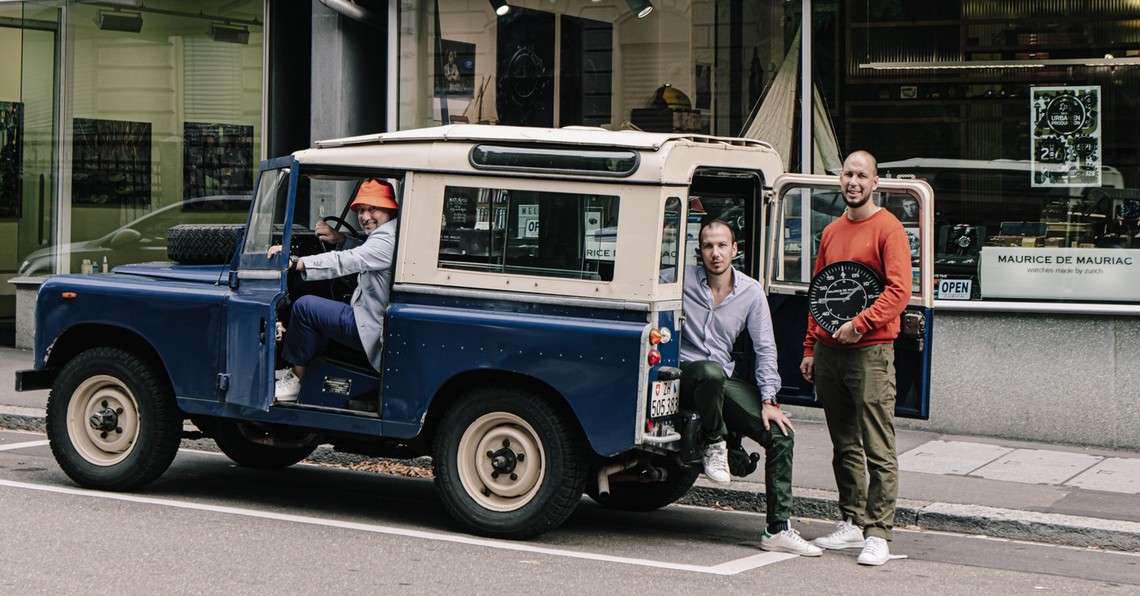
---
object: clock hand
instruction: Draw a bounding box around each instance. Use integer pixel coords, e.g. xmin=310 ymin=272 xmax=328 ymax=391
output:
xmin=819 ymin=289 xmax=860 ymax=303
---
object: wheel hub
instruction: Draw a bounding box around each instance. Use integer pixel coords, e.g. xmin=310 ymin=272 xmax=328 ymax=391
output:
xmin=89 ymin=405 xmax=120 ymax=433
xmin=486 ymin=439 xmax=524 ymax=477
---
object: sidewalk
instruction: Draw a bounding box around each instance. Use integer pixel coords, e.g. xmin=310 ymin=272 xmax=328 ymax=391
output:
xmin=3 ymin=346 xmax=1138 ymax=551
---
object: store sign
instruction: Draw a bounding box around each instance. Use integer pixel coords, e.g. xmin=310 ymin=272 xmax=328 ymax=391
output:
xmin=584 ymin=209 xmax=616 ymax=261
xmin=935 ymin=278 xmax=972 ymax=300
xmin=518 ymin=204 xmax=539 ymax=238
xmin=1030 ymin=86 xmax=1101 ymax=188
xmin=979 ymin=247 xmax=1140 ymax=301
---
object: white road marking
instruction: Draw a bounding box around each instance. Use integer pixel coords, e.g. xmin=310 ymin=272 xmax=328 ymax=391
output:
xmin=0 ymin=439 xmax=50 ymax=451
xmin=0 ymin=478 xmax=792 ymax=575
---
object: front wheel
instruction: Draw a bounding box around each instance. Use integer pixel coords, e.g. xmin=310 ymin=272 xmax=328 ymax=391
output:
xmin=433 ymin=388 xmax=586 ymax=539
xmin=46 ymin=348 xmax=182 ymax=490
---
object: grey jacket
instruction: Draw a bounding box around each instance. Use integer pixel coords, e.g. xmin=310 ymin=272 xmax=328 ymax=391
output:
xmin=299 ymin=218 xmax=397 ymax=370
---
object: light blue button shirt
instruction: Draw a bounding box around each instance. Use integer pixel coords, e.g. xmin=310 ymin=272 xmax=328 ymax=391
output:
xmin=678 ymin=264 xmax=780 ymax=400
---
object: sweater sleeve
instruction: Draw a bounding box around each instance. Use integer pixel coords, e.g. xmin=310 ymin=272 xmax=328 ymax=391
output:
xmin=852 ymin=224 xmax=912 ymax=334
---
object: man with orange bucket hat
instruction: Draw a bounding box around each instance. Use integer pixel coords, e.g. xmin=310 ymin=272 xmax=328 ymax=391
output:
xmin=267 ymin=179 xmax=399 ymax=401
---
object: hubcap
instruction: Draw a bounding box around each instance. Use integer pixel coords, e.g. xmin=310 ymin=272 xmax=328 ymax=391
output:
xmin=65 ymin=375 xmax=141 ymax=466
xmin=457 ymin=412 xmax=545 ymax=512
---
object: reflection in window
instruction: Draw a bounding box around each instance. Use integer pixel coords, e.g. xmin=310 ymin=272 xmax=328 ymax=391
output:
xmin=659 ymin=197 xmax=682 ymax=283
xmin=438 ymin=185 xmax=619 ymax=281
xmin=240 ymin=168 xmax=289 ymax=269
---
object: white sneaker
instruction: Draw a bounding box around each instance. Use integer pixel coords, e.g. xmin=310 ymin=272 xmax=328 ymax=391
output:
xmin=702 ymin=440 xmax=731 ymax=484
xmin=274 ymin=369 xmax=301 ymax=402
xmin=761 ymin=528 xmax=823 ymax=557
xmin=812 ymin=519 xmax=866 ymax=550
xmin=857 ymin=536 xmax=890 ymax=566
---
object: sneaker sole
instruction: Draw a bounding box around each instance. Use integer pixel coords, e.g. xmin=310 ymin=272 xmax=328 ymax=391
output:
xmin=857 ymin=557 xmax=887 ymax=566
xmin=761 ymin=544 xmax=823 ymax=557
xmin=813 ymin=541 xmax=866 ymax=550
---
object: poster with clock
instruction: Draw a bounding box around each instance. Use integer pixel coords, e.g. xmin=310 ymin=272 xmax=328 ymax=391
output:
xmin=808 ymin=261 xmax=884 ymax=334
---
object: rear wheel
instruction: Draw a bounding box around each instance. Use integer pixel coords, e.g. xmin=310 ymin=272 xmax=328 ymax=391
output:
xmin=211 ymin=420 xmax=321 ymax=469
xmin=586 ymin=457 xmax=699 ymax=512
xmin=46 ymin=348 xmax=182 ymax=490
xmin=433 ymin=387 xmax=586 ymax=539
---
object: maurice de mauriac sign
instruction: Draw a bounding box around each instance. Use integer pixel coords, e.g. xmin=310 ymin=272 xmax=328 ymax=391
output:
xmin=980 ymin=246 xmax=1138 ymax=301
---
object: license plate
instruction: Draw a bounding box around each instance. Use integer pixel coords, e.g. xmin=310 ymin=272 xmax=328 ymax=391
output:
xmin=650 ymin=379 xmax=680 ymax=418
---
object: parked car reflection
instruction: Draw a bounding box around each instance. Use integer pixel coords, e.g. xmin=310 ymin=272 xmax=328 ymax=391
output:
xmin=18 ymin=195 xmax=250 ymax=276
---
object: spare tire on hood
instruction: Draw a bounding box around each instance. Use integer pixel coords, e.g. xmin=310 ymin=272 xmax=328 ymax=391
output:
xmin=167 ymin=224 xmax=244 ymax=265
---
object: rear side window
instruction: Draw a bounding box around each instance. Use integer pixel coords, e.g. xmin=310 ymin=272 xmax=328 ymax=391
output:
xmin=438 ymin=185 xmax=620 ymax=281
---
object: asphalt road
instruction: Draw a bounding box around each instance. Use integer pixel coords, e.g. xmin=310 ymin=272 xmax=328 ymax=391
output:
xmin=2 ymin=429 xmax=1138 ymax=595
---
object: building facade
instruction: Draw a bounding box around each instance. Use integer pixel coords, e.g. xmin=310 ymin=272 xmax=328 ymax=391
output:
xmin=3 ymin=0 xmax=1138 ymax=448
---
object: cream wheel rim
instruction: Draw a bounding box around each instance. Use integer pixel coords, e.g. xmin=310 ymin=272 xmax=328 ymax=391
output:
xmin=65 ymin=375 xmax=142 ymax=466
xmin=456 ymin=412 xmax=545 ymax=512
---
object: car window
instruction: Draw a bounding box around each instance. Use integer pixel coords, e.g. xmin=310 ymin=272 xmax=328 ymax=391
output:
xmin=438 ymin=185 xmax=620 ymax=281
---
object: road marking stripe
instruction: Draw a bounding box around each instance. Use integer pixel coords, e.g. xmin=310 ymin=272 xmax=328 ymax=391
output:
xmin=0 ymin=439 xmax=50 ymax=452
xmin=0 ymin=478 xmax=791 ymax=575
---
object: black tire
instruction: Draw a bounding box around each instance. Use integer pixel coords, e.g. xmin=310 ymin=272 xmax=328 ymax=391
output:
xmin=46 ymin=347 xmax=182 ymax=491
xmin=212 ymin=419 xmax=321 ymax=469
xmin=167 ymin=223 xmax=244 ymax=265
xmin=433 ymin=387 xmax=586 ymax=539
xmin=585 ymin=457 xmax=699 ymax=512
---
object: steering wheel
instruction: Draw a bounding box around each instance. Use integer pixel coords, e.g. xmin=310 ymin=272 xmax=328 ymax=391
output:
xmin=322 ymin=215 xmax=364 ymax=243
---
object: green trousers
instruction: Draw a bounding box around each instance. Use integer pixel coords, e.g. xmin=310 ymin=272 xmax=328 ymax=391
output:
xmin=680 ymin=360 xmax=794 ymax=525
xmin=813 ymin=342 xmax=898 ymax=541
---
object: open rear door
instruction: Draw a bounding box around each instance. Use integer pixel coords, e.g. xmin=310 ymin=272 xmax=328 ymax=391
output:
xmin=764 ymin=174 xmax=934 ymax=419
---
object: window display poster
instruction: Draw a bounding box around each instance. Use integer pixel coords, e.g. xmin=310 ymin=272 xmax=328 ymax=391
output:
xmin=73 ymin=118 xmax=152 ymax=206
xmin=438 ymin=39 xmax=476 ymax=99
xmin=183 ymin=122 xmax=254 ymax=202
xmin=0 ymin=101 xmax=22 ymax=217
xmin=979 ymin=246 xmax=1139 ymax=301
xmin=1031 ymin=86 xmax=1101 ymax=188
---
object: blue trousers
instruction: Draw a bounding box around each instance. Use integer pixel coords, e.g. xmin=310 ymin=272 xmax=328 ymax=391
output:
xmin=281 ymin=295 xmax=365 ymax=367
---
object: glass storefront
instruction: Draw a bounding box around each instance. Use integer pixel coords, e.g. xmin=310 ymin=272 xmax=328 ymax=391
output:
xmin=818 ymin=0 xmax=1140 ymax=306
xmin=400 ymin=0 xmax=1140 ymax=309
xmin=4 ymin=0 xmax=262 ymax=284
xmin=398 ymin=0 xmax=801 ymax=151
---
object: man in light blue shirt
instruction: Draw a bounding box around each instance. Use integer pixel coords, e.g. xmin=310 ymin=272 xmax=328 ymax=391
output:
xmin=268 ymin=179 xmax=398 ymax=401
xmin=680 ymin=219 xmax=819 ymax=557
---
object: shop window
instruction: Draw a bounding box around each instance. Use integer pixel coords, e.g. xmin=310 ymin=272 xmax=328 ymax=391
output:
xmin=437 ymin=185 xmax=619 ymax=281
xmin=881 ymin=161 xmax=1138 ymax=303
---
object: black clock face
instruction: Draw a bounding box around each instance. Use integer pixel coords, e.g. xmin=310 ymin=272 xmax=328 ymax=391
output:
xmin=808 ymin=261 xmax=885 ymax=335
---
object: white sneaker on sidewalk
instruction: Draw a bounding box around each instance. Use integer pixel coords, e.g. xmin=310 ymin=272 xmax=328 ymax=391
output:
xmin=812 ymin=519 xmax=866 ymax=550
xmin=857 ymin=536 xmax=890 ymax=566
xmin=761 ymin=528 xmax=823 ymax=557
xmin=274 ymin=369 xmax=301 ymax=402
xmin=702 ymin=440 xmax=731 ymax=484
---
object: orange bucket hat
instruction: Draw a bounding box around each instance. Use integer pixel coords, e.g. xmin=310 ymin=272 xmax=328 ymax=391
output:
xmin=350 ymin=179 xmax=399 ymax=212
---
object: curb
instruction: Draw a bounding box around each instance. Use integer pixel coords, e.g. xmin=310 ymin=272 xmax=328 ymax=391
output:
xmin=683 ymin=480 xmax=1140 ymax=552
xmin=0 ymin=407 xmax=44 ymax=433
xmin=5 ymin=408 xmax=1138 ymax=552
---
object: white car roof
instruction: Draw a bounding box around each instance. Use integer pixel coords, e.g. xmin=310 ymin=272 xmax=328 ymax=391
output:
xmin=294 ymin=124 xmax=785 ymax=186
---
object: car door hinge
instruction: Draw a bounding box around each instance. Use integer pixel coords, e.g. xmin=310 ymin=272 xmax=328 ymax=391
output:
xmin=217 ymin=373 xmax=230 ymax=391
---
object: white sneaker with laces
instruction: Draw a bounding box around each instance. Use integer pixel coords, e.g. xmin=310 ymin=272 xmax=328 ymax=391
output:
xmin=702 ymin=440 xmax=731 ymax=484
xmin=761 ymin=528 xmax=823 ymax=557
xmin=857 ymin=536 xmax=890 ymax=566
xmin=274 ymin=369 xmax=301 ymax=402
xmin=812 ymin=519 xmax=866 ymax=550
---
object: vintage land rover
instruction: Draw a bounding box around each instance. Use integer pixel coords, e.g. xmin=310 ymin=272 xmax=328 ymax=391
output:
xmin=16 ymin=125 xmax=935 ymax=538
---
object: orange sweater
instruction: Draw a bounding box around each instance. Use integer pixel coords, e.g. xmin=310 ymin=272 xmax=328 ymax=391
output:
xmin=803 ymin=208 xmax=912 ymax=357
